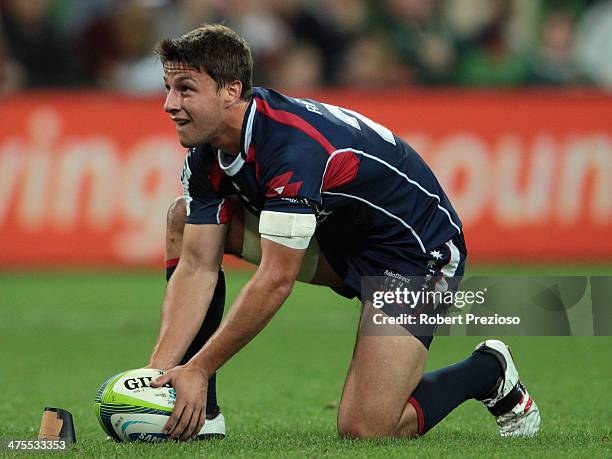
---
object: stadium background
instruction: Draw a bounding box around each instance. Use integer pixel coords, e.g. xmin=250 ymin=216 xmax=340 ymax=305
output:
xmin=0 ymin=0 xmax=610 ymax=457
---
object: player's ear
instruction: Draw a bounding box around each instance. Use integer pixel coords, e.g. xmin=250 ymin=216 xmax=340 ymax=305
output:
xmin=224 ymin=80 xmax=243 ymax=105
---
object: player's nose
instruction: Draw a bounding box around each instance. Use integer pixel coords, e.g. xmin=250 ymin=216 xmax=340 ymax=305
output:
xmin=164 ymin=89 xmax=180 ymax=114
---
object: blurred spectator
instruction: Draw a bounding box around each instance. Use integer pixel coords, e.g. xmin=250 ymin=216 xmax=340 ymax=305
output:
xmin=340 ymin=34 xmax=408 ymax=87
xmin=270 ymin=43 xmax=323 ymax=90
xmin=0 ymin=27 xmax=23 ymax=94
xmin=373 ymin=0 xmax=457 ymax=85
xmin=74 ymin=0 xmax=163 ymax=93
xmin=574 ymin=0 xmax=612 ymax=88
xmin=0 ymin=0 xmax=76 ymax=87
xmin=443 ymin=0 xmax=539 ymax=51
xmin=275 ymin=0 xmax=368 ymax=84
xmin=101 ymin=2 xmax=162 ymax=92
xmin=452 ymin=0 xmax=530 ymax=86
xmin=221 ymin=0 xmax=291 ymax=87
xmin=152 ymin=0 xmax=216 ymax=41
xmin=54 ymin=0 xmax=118 ymax=40
xmin=527 ymin=8 xmax=580 ymax=85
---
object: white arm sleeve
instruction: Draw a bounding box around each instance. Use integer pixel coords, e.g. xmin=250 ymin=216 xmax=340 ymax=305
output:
xmin=259 ymin=210 xmax=317 ymax=250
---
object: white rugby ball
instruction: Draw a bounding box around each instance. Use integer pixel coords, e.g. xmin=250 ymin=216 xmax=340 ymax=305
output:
xmin=94 ymin=368 xmax=179 ymax=442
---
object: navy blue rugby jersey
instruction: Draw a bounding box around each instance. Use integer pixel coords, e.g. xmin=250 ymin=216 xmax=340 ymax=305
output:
xmin=181 ymin=87 xmax=462 ymax=255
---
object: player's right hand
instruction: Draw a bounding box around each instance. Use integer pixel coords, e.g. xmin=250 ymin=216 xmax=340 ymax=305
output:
xmin=150 ymin=364 xmax=209 ymax=441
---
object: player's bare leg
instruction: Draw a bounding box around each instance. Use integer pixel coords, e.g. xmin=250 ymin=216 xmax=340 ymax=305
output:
xmin=337 ymin=309 xmax=426 ymax=438
xmin=336 ymin=309 xmax=540 ymax=438
xmin=336 ymin=308 xmax=541 ymax=439
xmin=165 ymin=196 xmax=186 ymax=261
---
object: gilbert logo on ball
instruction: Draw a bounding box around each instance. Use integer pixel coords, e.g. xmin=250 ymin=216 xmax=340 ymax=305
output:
xmin=94 ymin=368 xmax=176 ymax=442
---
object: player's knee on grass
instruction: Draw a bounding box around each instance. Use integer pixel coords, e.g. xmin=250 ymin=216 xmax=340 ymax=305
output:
xmin=337 ymin=404 xmax=418 ymax=439
xmin=166 ymin=196 xmax=186 ymax=258
xmin=337 ymin=389 xmax=420 ymax=439
xmin=337 ymin=410 xmax=380 ymax=439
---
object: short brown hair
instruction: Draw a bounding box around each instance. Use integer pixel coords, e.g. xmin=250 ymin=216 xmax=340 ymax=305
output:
xmin=155 ymin=24 xmax=253 ymax=101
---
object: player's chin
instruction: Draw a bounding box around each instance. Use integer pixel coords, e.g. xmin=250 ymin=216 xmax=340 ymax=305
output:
xmin=177 ymin=132 xmax=200 ymax=149
xmin=177 ymin=126 xmax=208 ymax=148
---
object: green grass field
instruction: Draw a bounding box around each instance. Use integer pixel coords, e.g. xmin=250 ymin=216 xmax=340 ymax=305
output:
xmin=0 ymin=268 xmax=610 ymax=458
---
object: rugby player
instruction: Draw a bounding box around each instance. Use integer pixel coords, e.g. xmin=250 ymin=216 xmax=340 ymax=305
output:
xmin=148 ymin=24 xmax=540 ymax=441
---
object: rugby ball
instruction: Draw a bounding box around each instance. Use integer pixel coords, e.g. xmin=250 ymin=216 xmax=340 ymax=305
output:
xmin=94 ymin=368 xmax=177 ymax=442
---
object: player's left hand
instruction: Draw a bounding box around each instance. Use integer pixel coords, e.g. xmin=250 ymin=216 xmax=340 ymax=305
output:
xmin=150 ymin=364 xmax=209 ymax=441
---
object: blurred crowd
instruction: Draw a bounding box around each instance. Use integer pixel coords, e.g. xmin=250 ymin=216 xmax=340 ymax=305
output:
xmin=1 ymin=0 xmax=611 ymax=95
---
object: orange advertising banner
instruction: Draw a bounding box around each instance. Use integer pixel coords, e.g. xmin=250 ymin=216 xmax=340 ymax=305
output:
xmin=0 ymin=90 xmax=611 ymax=267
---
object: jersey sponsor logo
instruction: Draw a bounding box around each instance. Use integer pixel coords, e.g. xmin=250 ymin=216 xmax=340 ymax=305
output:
xmin=384 ymin=269 xmax=412 ymax=284
xmin=280 ymin=196 xmax=310 ymax=206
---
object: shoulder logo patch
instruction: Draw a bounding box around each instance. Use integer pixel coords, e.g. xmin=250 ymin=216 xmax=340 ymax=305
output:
xmin=266 ymin=171 xmax=303 ymax=198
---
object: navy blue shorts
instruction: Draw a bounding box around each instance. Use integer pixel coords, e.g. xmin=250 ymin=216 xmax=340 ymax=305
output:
xmin=320 ymin=233 xmax=467 ymax=349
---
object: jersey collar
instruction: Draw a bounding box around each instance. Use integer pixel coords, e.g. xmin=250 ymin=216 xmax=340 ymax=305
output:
xmin=218 ymin=97 xmax=257 ymax=177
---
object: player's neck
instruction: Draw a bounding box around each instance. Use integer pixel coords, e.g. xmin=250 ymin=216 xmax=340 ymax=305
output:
xmin=212 ymin=100 xmax=249 ymax=156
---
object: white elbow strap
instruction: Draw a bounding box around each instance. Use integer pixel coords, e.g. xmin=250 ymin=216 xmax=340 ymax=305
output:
xmin=259 ymin=210 xmax=316 ymax=250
